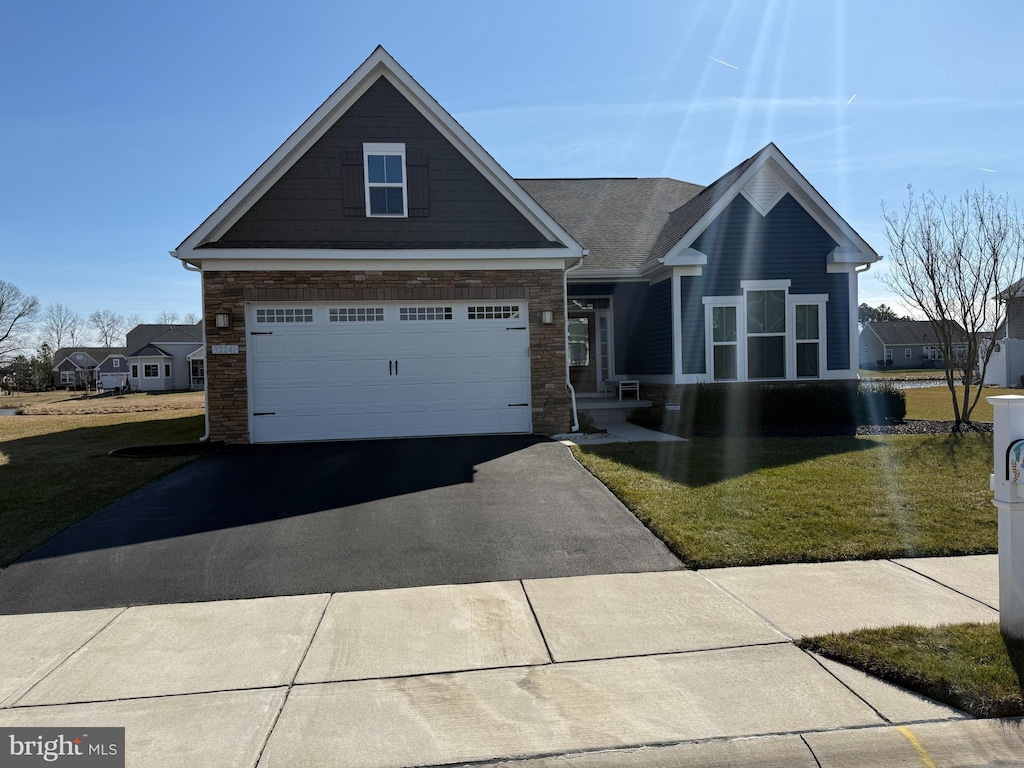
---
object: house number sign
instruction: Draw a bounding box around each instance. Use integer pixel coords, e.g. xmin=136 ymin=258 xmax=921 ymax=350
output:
xmin=211 ymin=344 xmax=239 ymax=355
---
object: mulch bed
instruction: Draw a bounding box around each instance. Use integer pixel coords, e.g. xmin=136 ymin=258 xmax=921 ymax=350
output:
xmin=682 ymin=420 xmax=993 ymax=439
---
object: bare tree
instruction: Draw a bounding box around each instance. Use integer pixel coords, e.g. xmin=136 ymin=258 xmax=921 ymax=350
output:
xmin=89 ymin=309 xmax=128 ymax=347
xmin=882 ymin=186 xmax=1024 ymax=430
xmin=155 ymin=310 xmax=179 ymax=324
xmin=42 ymin=303 xmax=89 ymax=349
xmin=0 ymin=281 xmax=40 ymax=362
xmin=183 ymin=312 xmax=200 ymax=325
xmin=125 ymin=313 xmax=142 ymax=329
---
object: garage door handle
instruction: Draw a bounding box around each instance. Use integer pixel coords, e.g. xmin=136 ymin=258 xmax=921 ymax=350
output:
xmin=389 ymin=360 xmax=392 ymax=375
xmin=250 ymin=331 xmax=273 ymax=336
xmin=508 ymin=403 xmax=528 ymax=407
xmin=253 ymin=412 xmax=276 ymax=416
xmin=395 ymin=360 xmax=398 ymax=375
xmin=506 ymin=326 xmax=526 ymax=330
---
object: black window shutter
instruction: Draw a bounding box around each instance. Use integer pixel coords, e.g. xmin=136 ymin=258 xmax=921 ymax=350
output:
xmin=341 ymin=151 xmax=365 ymax=216
xmin=407 ymin=151 xmax=429 ymax=217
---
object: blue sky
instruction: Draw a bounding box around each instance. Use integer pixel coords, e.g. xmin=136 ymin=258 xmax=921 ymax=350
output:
xmin=3 ymin=0 xmax=1022 ymax=329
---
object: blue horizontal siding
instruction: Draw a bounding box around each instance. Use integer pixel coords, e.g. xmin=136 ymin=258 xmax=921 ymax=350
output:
xmin=568 ymin=282 xmax=671 ymax=375
xmin=691 ymin=193 xmax=850 ymax=371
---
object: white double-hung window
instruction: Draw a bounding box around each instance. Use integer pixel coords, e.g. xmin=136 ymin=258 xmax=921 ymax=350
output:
xmin=364 ymin=143 xmax=407 ymax=217
xmin=704 ymin=280 xmax=827 ymax=381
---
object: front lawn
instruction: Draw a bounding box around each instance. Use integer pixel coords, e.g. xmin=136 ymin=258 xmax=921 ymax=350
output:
xmin=800 ymin=623 xmax=1024 ymax=718
xmin=572 ymin=433 xmax=994 ymax=568
xmin=3 ymin=389 xmax=204 ymax=415
xmin=902 ymin=385 xmax=1017 ymax=423
xmin=0 ymin=411 xmax=204 ymax=567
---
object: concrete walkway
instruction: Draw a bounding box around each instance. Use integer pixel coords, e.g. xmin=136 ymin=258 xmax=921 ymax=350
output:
xmin=1 ymin=555 xmax=1018 ymax=767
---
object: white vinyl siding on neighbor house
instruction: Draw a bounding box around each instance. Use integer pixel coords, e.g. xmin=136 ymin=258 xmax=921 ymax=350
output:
xmin=247 ymin=302 xmax=531 ymax=443
xmin=703 ymin=281 xmax=827 ymax=382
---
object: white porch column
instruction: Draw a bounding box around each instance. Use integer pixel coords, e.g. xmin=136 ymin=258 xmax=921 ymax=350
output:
xmin=988 ymin=395 xmax=1024 ymax=638
xmin=672 ymin=270 xmax=683 ymax=383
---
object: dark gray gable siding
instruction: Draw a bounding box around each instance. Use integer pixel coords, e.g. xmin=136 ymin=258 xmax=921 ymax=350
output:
xmin=568 ymin=282 xmax=672 ymax=375
xmin=214 ymin=77 xmax=555 ymax=249
xmin=682 ymin=193 xmax=849 ymax=373
xmin=97 ymin=356 xmax=127 ymax=373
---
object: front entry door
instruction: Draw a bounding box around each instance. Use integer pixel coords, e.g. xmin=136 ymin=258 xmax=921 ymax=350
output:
xmin=568 ymin=312 xmax=597 ymax=392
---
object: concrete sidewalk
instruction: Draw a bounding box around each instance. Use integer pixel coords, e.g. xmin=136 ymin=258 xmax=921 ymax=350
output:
xmin=0 ymin=555 xmax=1018 ymax=767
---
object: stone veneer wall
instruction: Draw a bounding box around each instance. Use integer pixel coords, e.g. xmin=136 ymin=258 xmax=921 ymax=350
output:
xmin=202 ymin=269 xmax=568 ymax=443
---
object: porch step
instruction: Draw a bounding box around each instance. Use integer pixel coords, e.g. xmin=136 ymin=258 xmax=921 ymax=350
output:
xmin=578 ymin=397 xmax=652 ymax=427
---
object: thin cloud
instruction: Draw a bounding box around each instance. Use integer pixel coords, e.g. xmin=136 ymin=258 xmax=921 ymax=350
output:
xmin=976 ymin=167 xmax=997 ymax=173
xmin=708 ymin=56 xmax=739 ymax=70
xmin=845 ymin=94 xmax=857 ymax=106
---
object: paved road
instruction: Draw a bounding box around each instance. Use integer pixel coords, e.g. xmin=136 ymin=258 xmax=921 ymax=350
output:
xmin=0 ymin=435 xmax=682 ymax=614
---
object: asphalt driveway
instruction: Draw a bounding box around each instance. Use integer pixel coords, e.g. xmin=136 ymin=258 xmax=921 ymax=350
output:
xmin=0 ymin=435 xmax=682 ymax=614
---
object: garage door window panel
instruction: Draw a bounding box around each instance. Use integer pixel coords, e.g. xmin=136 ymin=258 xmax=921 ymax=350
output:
xmin=468 ymin=305 xmax=521 ymax=320
xmin=399 ymin=306 xmax=453 ymax=321
xmin=255 ymin=308 xmax=314 ymax=324
xmin=329 ymin=307 xmax=384 ymax=322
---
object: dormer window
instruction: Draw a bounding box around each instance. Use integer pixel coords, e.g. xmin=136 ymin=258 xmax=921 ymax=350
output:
xmin=363 ymin=143 xmax=407 ymax=217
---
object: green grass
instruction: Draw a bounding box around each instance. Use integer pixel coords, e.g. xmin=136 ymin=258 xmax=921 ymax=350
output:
xmin=572 ymin=433 xmax=995 ymax=568
xmin=799 ymin=623 xmax=1024 ymax=718
xmin=902 ymin=386 xmax=1017 ymax=422
xmin=0 ymin=412 xmax=204 ymax=567
xmin=859 ymin=368 xmax=945 ymax=380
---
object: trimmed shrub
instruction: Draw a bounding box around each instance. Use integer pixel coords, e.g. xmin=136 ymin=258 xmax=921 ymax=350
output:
xmin=630 ymin=381 xmax=906 ymax=436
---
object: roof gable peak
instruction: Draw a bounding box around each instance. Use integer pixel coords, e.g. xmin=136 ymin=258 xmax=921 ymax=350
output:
xmin=173 ymin=47 xmax=581 ymax=261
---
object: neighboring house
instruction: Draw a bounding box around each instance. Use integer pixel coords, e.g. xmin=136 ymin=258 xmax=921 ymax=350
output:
xmin=860 ymin=321 xmax=968 ymax=369
xmin=171 ymin=47 xmax=879 ymax=445
xmin=126 ymin=323 xmax=205 ymax=392
xmin=999 ymin=278 xmax=1024 ymax=339
xmin=51 ymin=348 xmax=128 ymax=389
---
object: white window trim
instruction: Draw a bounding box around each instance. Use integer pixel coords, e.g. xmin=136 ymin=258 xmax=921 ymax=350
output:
xmin=885 ymin=348 xmax=893 ymax=360
xmin=363 ymin=142 xmax=407 ymax=218
xmin=788 ymin=295 xmax=828 ymax=379
xmin=703 ymin=296 xmax=746 ymax=381
xmin=131 ymin=364 xmax=139 ymax=378
xmin=112 ymin=358 xmax=120 ymax=368
xmin=905 ymin=348 xmax=912 ymax=359
xmin=703 ymin=285 xmax=828 ymax=382
xmin=143 ymin=364 xmax=160 ymax=379
xmin=60 ymin=371 xmax=75 ymax=384
xmin=164 ymin=363 xmax=172 ymax=378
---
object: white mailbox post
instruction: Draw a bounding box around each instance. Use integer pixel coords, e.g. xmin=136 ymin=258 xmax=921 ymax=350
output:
xmin=989 ymin=395 xmax=1024 ymax=638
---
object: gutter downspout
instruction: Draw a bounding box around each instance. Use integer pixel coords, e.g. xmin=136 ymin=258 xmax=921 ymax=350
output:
xmin=178 ymin=254 xmax=211 ymax=443
xmin=563 ymin=254 xmax=587 ymax=432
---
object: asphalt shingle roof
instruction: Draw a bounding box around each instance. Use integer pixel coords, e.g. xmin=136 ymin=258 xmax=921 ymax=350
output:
xmin=645 ymin=152 xmax=762 ymax=265
xmin=53 ymin=347 xmax=128 ymax=368
xmin=126 ymin=344 xmax=173 ymax=359
xmin=518 ymin=146 xmax=769 ymax=272
xmin=126 ymin=323 xmax=203 ymax=353
xmin=517 ymin=178 xmax=704 ymax=270
xmin=866 ymin=321 xmax=968 ymax=346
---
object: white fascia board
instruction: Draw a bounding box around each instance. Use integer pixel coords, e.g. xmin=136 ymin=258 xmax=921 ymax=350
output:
xmin=662 ymin=247 xmax=708 ymax=267
xmin=660 ymin=144 xmax=880 ymax=267
xmin=186 ymin=348 xmax=205 ymax=360
xmin=564 ymin=268 xmax=645 ymax=282
xmin=197 ymin=256 xmax=568 ymax=272
xmin=174 ymin=47 xmax=582 ymax=262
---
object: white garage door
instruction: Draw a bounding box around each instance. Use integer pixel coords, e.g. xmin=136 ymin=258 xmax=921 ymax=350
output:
xmin=247 ymin=302 xmax=532 ymax=443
